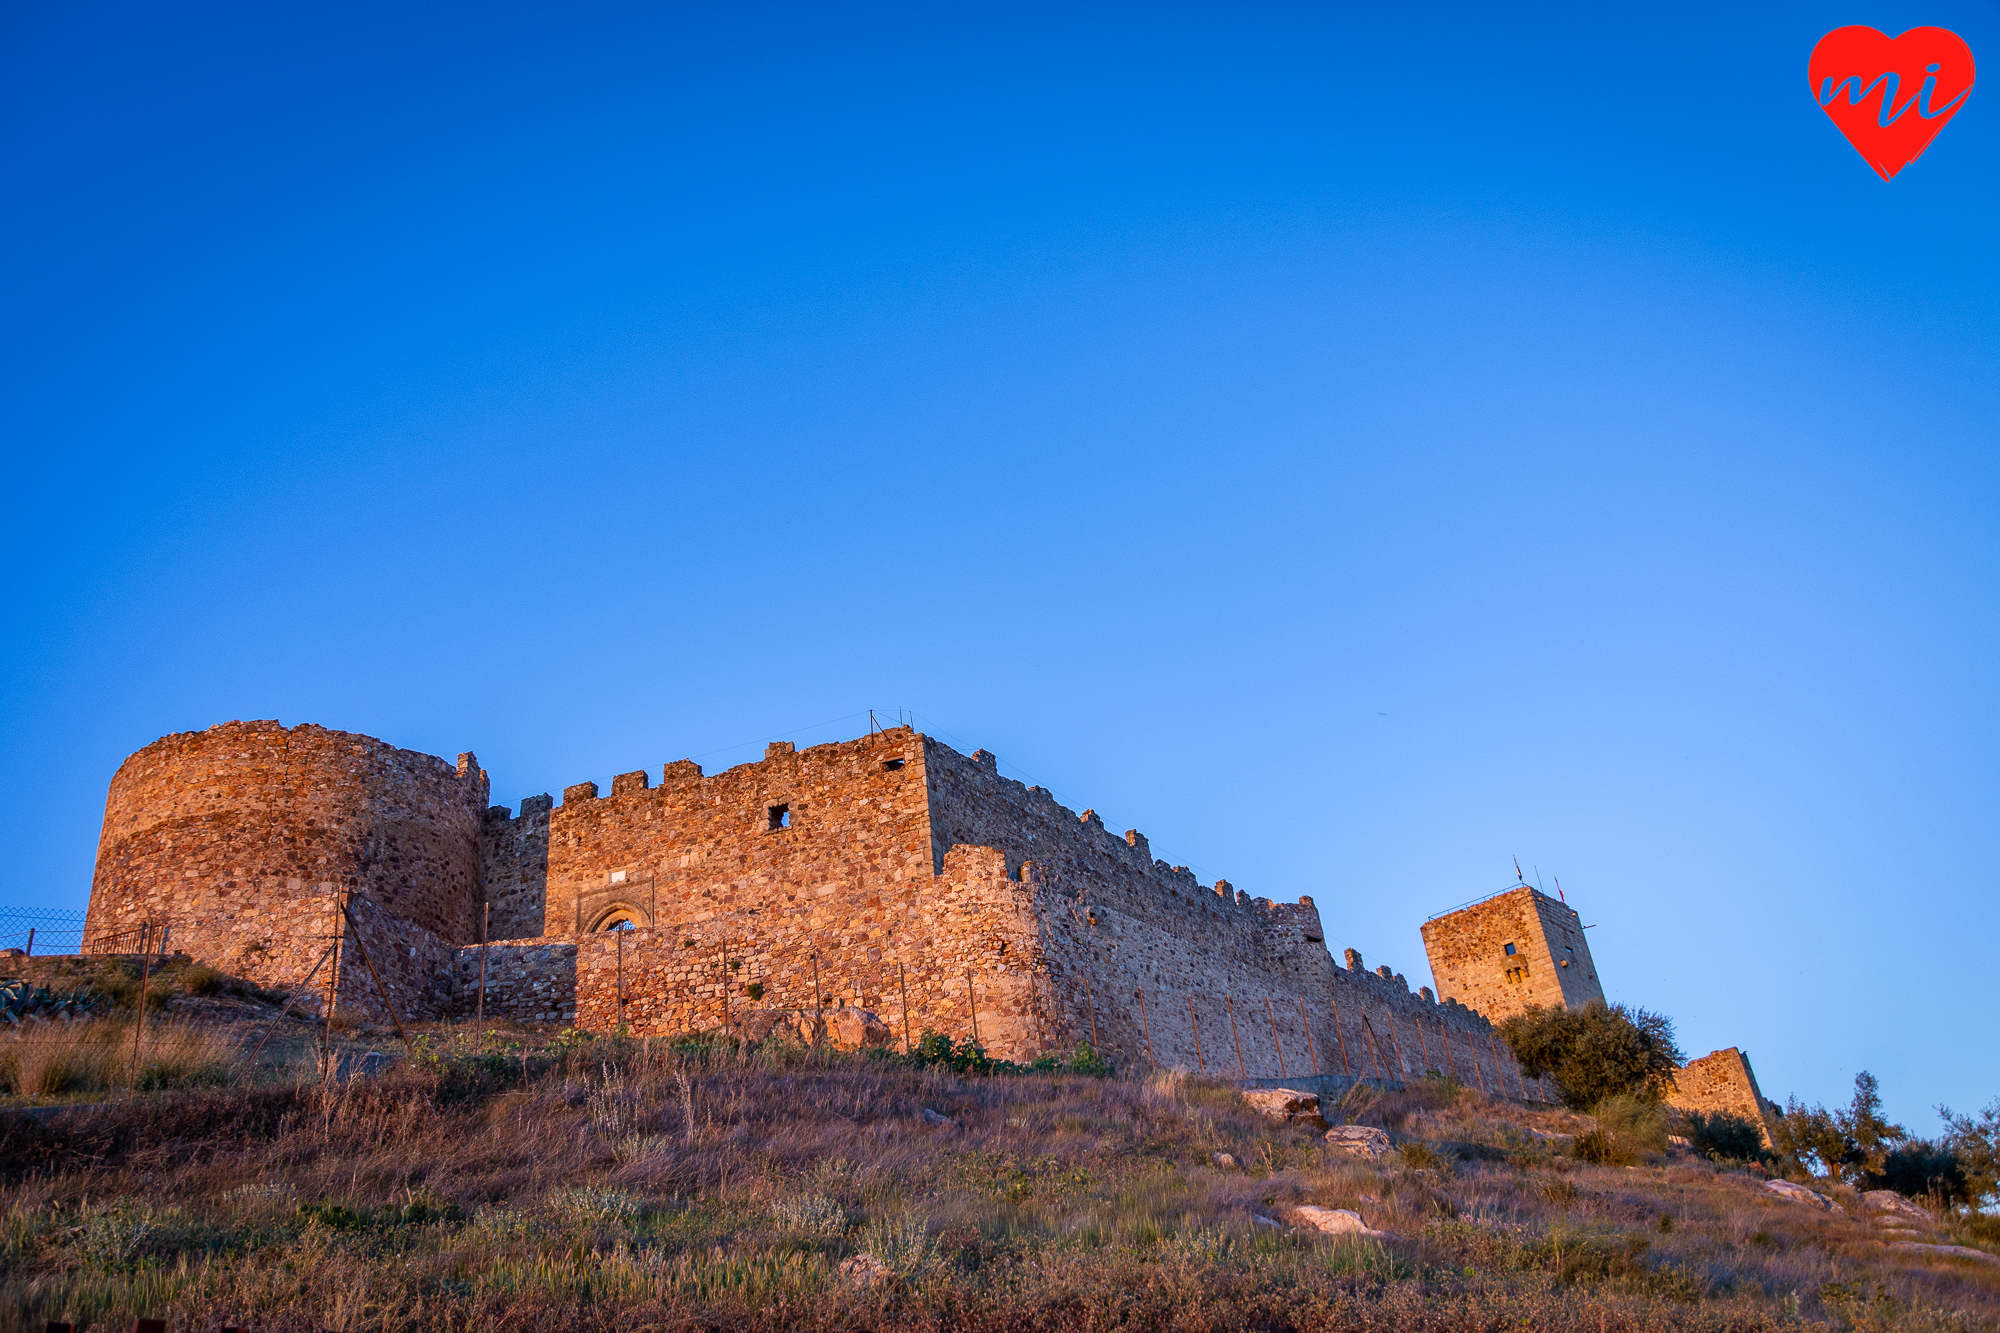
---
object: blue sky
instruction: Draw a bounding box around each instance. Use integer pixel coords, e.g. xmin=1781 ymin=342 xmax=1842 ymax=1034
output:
xmin=3 ymin=2 xmax=1995 ymax=1131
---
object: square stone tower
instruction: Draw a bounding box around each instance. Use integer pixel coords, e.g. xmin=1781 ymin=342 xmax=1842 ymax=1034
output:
xmin=1420 ymin=885 xmax=1603 ymax=1022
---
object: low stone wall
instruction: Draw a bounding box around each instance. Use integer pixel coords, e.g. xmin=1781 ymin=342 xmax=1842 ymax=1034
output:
xmin=1667 ymin=1047 xmax=1781 ymax=1143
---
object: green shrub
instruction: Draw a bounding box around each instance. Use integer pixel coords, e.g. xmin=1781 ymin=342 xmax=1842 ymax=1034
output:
xmin=1497 ymin=1002 xmax=1683 ymax=1110
xmin=1595 ymin=1094 xmax=1669 ymax=1153
xmin=1684 ymin=1110 xmax=1770 ymax=1163
xmin=179 ymin=965 xmax=224 ymax=996
xmin=1865 ymin=1140 xmax=1970 ymax=1205
xmin=1574 ymin=1130 xmax=1627 ymax=1165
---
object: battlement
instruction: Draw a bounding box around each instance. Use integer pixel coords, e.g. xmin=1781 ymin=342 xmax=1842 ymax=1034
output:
xmin=79 ymin=717 xmax=1552 ymax=1100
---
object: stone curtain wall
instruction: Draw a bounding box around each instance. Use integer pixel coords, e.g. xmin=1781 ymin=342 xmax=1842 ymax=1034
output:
xmin=1420 ymin=886 xmax=1605 ymax=1023
xmin=451 ymin=938 xmax=581 ymax=1023
xmin=1666 ymin=1047 xmax=1782 ymax=1145
xmin=479 ymin=794 xmax=551 ymax=942
xmin=333 ymin=894 xmax=458 ymax=1025
xmin=477 ymin=727 xmax=1547 ymax=1098
xmin=84 ymin=720 xmax=490 ymax=996
xmin=541 ymin=731 xmax=933 ymax=938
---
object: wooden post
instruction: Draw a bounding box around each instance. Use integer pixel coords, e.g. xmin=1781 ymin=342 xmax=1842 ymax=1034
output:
xmin=23 ymin=927 xmax=32 ymax=957
xmin=966 ymin=970 xmax=979 ymax=1046
xmin=718 ymin=944 xmax=729 ymax=1035
xmin=1385 ymin=1012 xmax=1406 ymax=1078
xmin=1439 ymin=1020 xmax=1455 ymax=1081
xmin=1265 ymin=996 xmax=1286 ymax=1078
xmin=1295 ymin=997 xmax=1320 ymax=1076
xmin=1084 ymin=973 xmax=1100 ymax=1056
xmin=1360 ymin=1014 xmax=1390 ymax=1081
xmin=1470 ymin=1032 xmax=1490 ymax=1094
xmin=323 ymin=894 xmax=346 ymax=1078
xmin=1495 ymin=1033 xmax=1525 ymax=1099
xmin=1414 ymin=1013 xmax=1432 ymax=1074
xmin=128 ymin=921 xmax=153 ymax=1095
xmin=340 ymin=902 xmax=413 ymax=1052
xmin=1186 ymin=994 xmax=1203 ymax=1074
xmin=1226 ymin=993 xmax=1245 ymax=1082
xmin=1136 ymin=989 xmax=1155 ymax=1073
xmin=616 ymin=925 xmax=625 ymax=1034
xmin=477 ymin=901 xmax=490 ymax=1021
xmin=244 ymin=942 xmax=336 ymax=1067
xmin=813 ymin=954 xmax=825 ymax=1046
xmin=898 ymin=961 xmax=912 ymax=1054
xmin=1326 ymin=997 xmax=1353 ymax=1075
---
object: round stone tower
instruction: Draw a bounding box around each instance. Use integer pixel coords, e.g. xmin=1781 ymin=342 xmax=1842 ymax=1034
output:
xmin=85 ymin=720 xmax=488 ymax=988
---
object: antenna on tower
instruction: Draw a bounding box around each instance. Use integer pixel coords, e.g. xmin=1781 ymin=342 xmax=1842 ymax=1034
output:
xmin=1534 ymin=865 xmax=1544 ymax=891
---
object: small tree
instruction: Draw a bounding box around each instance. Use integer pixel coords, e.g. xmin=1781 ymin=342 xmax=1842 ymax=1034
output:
xmin=1937 ymin=1098 xmax=2000 ymax=1208
xmin=1865 ymin=1140 xmax=1970 ymax=1206
xmin=1771 ymin=1071 xmax=1908 ymax=1183
xmin=1497 ymin=1001 xmax=1684 ymax=1110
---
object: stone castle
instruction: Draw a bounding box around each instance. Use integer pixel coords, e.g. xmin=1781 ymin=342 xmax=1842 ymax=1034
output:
xmin=83 ymin=718 xmax=1545 ymax=1093
xmin=76 ymin=715 xmax=1783 ymax=1126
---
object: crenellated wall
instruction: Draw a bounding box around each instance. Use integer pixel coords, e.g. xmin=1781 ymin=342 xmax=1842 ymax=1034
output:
xmin=479 ymin=794 xmax=551 ymax=942
xmin=84 ymin=720 xmax=488 ymax=997
xmin=75 ymin=719 xmax=1551 ymax=1101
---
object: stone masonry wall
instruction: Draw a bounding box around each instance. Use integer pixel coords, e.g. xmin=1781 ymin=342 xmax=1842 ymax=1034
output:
xmin=479 ymin=794 xmax=551 ymax=942
xmin=1666 ymin=1047 xmax=1782 ymax=1145
xmin=85 ymin=720 xmax=490 ymax=996
xmin=486 ymin=726 xmax=1548 ymax=1098
xmin=1420 ymin=886 xmax=1605 ymax=1023
xmin=542 ymin=731 xmax=933 ymax=939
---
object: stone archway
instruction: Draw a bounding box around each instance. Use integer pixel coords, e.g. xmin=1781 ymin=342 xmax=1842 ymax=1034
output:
xmin=586 ymin=902 xmax=650 ymax=932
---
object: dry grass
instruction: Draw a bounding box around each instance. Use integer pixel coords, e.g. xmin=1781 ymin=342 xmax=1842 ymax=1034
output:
xmin=0 ymin=1026 xmax=1994 ymax=1332
xmin=0 ymin=1018 xmax=243 ymax=1098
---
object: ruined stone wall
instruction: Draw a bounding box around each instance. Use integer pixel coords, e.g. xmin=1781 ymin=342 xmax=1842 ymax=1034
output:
xmin=1420 ymin=886 xmax=1604 ymax=1022
xmin=84 ymin=720 xmax=489 ymax=995
xmin=480 ymin=794 xmax=551 ymax=942
xmin=1666 ymin=1047 xmax=1781 ymax=1144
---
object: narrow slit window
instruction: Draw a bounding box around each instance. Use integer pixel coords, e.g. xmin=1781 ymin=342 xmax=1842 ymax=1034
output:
xmin=1503 ymin=942 xmax=1517 ymax=956
xmin=767 ymin=804 xmax=790 ymax=831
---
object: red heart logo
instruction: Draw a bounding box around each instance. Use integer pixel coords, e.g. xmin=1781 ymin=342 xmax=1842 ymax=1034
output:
xmin=1810 ymin=26 xmax=1975 ymax=179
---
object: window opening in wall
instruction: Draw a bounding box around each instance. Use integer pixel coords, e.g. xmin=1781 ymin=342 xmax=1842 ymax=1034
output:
xmin=882 ymin=759 xmax=905 ymax=772
xmin=601 ymin=913 xmax=634 ymax=931
xmin=1504 ymin=942 xmax=1516 ymax=955
xmin=768 ymin=804 xmax=790 ymax=830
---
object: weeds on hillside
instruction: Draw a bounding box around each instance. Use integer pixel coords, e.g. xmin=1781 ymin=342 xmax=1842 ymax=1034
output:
xmin=0 ymin=1025 xmax=1995 ymax=1332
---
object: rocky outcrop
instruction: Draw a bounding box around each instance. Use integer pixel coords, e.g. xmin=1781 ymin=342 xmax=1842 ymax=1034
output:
xmin=1324 ymin=1125 xmax=1394 ymax=1159
xmin=1241 ymin=1088 xmax=1328 ymax=1129
xmin=1763 ymin=1179 xmax=1834 ymax=1210
xmin=1292 ymin=1206 xmax=1388 ymax=1238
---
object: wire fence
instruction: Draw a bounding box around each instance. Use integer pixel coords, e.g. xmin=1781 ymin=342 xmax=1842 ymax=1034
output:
xmin=0 ymin=908 xmax=174 ymax=957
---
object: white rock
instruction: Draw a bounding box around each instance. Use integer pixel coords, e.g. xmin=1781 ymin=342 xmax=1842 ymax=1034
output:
xmin=1242 ymin=1088 xmax=1329 ymax=1129
xmin=1763 ymin=1179 xmax=1834 ymax=1210
xmin=1324 ymin=1125 xmax=1394 ymax=1159
xmin=1292 ymin=1206 xmax=1388 ymax=1238
xmin=1861 ymin=1190 xmax=1931 ymax=1225
xmin=919 ymin=1108 xmax=952 ymax=1127
xmin=1890 ymin=1242 xmax=1999 ymax=1265
xmin=1211 ymin=1152 xmax=1239 ymax=1170
xmin=1251 ymin=1214 xmax=1284 ymax=1229
xmin=839 ymin=1253 xmax=897 ymax=1288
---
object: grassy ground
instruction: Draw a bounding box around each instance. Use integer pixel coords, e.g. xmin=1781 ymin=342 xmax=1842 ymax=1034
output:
xmin=0 ymin=1014 xmax=1996 ymax=1332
